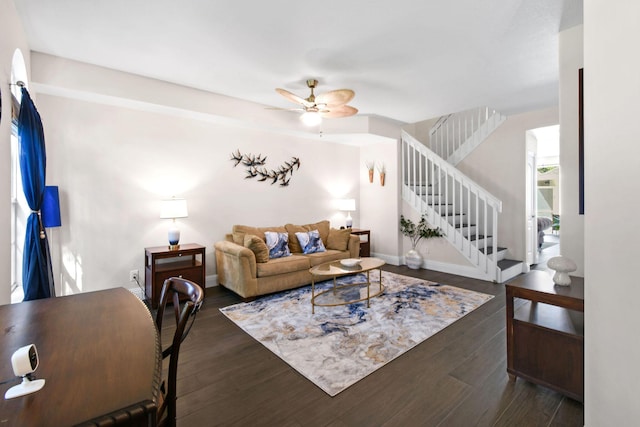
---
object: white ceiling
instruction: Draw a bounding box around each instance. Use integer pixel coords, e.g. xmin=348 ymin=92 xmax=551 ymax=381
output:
xmin=13 ymin=0 xmax=582 ymax=124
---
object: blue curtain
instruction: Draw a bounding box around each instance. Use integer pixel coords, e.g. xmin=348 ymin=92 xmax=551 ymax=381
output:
xmin=18 ymin=87 xmax=55 ymax=300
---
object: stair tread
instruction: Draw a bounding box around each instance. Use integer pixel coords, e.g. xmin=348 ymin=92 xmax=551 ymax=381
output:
xmin=479 ymin=246 xmax=507 ymax=255
xmin=498 ymin=259 xmax=522 ymax=270
xmin=469 ymin=235 xmax=490 ymax=241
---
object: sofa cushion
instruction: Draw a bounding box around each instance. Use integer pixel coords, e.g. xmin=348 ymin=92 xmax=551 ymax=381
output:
xmin=284 ymin=224 xmax=307 ymax=253
xmin=295 ymin=229 xmax=326 ymax=254
xmin=256 ymin=255 xmax=310 ymax=278
xmin=244 ymin=234 xmax=269 ymax=263
xmin=327 ymin=228 xmax=352 ymax=251
xmin=265 ymin=231 xmax=291 ymax=259
xmin=306 ymin=249 xmax=351 ymax=266
xmin=307 ymin=220 xmax=330 ymax=244
xmin=233 ymin=224 xmax=287 ymax=242
xmin=285 ymin=220 xmax=330 ymax=253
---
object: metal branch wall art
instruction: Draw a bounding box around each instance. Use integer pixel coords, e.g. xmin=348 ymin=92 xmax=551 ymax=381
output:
xmin=230 ymin=150 xmax=301 ymax=187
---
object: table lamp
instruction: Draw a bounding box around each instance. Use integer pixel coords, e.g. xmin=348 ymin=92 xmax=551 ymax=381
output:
xmin=339 ymin=199 xmax=356 ymax=228
xmin=160 ymin=197 xmax=188 ymax=250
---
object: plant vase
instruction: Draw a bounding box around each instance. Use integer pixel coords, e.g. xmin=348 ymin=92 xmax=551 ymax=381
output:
xmin=368 ymin=169 xmax=374 ymax=183
xmin=380 ymin=172 xmax=386 ymax=186
xmin=405 ymin=248 xmax=423 ymax=269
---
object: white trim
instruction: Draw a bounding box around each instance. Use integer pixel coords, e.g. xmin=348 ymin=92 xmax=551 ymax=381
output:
xmin=415 ymin=258 xmax=497 ymax=283
xmin=370 ymin=252 xmax=402 ymax=266
xmin=205 ymin=274 xmax=219 ymax=288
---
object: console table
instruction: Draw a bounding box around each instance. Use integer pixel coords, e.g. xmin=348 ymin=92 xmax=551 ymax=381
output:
xmin=0 ymin=288 xmax=161 ymax=426
xmin=505 ymin=270 xmax=584 ymax=402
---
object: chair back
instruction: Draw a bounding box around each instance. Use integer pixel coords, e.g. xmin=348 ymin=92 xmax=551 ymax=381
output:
xmin=155 ymin=277 xmax=204 ymax=427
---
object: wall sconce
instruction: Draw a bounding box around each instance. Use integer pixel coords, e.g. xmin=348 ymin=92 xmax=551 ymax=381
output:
xmin=338 ymin=199 xmax=356 ymax=228
xmin=160 ymin=197 xmax=188 ymax=250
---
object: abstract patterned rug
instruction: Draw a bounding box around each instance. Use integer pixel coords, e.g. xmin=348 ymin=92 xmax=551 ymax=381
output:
xmin=220 ymin=271 xmax=493 ymax=396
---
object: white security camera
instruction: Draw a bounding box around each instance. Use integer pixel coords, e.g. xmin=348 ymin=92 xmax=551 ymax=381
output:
xmin=4 ymin=344 xmax=45 ymax=400
xmin=11 ymin=344 xmax=39 ymax=376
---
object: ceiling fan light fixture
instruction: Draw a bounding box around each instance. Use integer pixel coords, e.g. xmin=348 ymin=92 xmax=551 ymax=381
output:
xmin=300 ymin=111 xmax=322 ymax=126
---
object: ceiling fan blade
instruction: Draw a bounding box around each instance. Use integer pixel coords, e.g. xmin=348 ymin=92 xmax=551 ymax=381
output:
xmin=275 ymin=88 xmax=314 ymax=108
xmin=320 ymin=105 xmax=358 ymax=118
xmin=315 ymin=89 xmax=355 ymax=107
xmin=265 ymin=106 xmax=305 ymax=112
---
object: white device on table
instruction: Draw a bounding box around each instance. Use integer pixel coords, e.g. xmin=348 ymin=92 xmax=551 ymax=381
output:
xmin=4 ymin=344 xmax=45 ymax=399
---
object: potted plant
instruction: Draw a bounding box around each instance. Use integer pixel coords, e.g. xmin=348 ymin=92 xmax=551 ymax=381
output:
xmin=365 ymin=161 xmax=375 ymax=183
xmin=400 ymin=214 xmax=444 ymax=269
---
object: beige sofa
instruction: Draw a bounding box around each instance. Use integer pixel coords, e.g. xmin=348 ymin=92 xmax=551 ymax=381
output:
xmin=215 ymin=220 xmax=360 ymax=299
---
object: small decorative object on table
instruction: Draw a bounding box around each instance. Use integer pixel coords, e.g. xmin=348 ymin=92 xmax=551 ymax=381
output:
xmin=547 ymin=256 xmax=577 ymax=286
xmin=400 ymin=214 xmax=444 ymax=269
xmin=340 ymin=258 xmax=361 ymax=267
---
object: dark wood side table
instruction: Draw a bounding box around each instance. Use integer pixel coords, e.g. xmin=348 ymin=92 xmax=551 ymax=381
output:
xmin=349 ymin=228 xmax=370 ymax=257
xmin=145 ymin=243 xmax=206 ymax=309
xmin=505 ymin=270 xmax=584 ymax=402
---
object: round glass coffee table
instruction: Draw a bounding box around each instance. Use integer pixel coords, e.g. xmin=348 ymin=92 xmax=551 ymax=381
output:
xmin=309 ymin=257 xmax=385 ymax=313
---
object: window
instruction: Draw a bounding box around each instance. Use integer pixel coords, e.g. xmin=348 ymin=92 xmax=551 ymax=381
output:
xmin=10 ymin=49 xmax=28 ymax=303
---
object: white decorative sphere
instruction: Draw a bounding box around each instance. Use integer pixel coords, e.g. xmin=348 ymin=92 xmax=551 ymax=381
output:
xmin=547 ymin=256 xmax=577 ymax=286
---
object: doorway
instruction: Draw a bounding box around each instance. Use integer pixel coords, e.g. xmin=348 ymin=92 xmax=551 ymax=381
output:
xmin=527 ymin=124 xmax=560 ymax=268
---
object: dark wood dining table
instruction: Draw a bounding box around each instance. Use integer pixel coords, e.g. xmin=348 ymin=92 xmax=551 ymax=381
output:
xmin=0 ymin=288 xmax=161 ymax=426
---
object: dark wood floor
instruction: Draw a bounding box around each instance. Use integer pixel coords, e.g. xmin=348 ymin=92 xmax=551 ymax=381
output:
xmin=160 ymin=263 xmax=584 ymax=426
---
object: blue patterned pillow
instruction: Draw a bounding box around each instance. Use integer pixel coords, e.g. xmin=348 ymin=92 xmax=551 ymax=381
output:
xmin=295 ymin=229 xmax=326 ymax=254
xmin=264 ymin=231 xmax=291 ymax=259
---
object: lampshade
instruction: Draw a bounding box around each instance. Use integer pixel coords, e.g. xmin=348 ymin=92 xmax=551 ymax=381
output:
xmin=42 ymin=186 xmax=62 ymax=228
xmin=338 ymin=199 xmax=356 ymax=212
xmin=160 ymin=198 xmax=188 ymax=219
xmin=300 ymin=111 xmax=322 ymax=126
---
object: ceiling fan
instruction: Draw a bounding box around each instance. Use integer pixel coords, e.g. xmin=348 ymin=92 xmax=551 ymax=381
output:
xmin=274 ymin=79 xmax=358 ymax=126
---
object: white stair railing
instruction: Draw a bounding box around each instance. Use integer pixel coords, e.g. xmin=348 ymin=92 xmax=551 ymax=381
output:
xmin=402 ymin=130 xmax=503 ymax=282
xmin=429 ymin=107 xmax=506 ymax=165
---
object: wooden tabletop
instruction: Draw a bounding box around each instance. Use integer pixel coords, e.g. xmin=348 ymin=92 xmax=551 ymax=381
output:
xmin=0 ymin=288 xmax=161 ymax=426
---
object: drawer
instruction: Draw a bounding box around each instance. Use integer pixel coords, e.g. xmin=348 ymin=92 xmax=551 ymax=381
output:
xmin=155 ymin=268 xmax=204 ymax=288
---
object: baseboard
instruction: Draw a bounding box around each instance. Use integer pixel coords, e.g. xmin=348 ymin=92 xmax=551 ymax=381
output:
xmin=206 ymin=274 xmax=219 ymax=288
xmin=413 ymin=258 xmax=496 ymax=282
xmin=371 ymin=253 xmax=402 ymax=266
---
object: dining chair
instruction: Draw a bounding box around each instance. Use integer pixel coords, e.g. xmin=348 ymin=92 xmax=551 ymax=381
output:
xmin=155 ymin=277 xmax=204 ymax=427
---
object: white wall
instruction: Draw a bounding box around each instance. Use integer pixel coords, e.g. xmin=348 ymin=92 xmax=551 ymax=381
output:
xmin=359 ymin=139 xmax=401 ymax=264
xmin=584 ymin=1 xmax=640 ymax=424
xmin=0 ymin=1 xmax=31 ymax=305
xmin=559 ymin=25 xmax=584 ymax=276
xmin=29 ymin=54 xmax=406 ymax=295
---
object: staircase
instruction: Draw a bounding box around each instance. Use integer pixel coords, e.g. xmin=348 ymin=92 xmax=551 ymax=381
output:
xmin=429 ymin=107 xmax=506 ymax=165
xmin=401 ymin=129 xmax=523 ymax=283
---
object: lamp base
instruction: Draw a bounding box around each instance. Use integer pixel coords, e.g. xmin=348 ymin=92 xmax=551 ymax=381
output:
xmin=168 ymin=226 xmax=180 ymax=250
xmin=346 ymin=213 xmax=353 ymax=228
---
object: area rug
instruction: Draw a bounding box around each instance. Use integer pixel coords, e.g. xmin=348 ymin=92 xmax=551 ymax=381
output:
xmin=220 ymin=271 xmax=493 ymax=396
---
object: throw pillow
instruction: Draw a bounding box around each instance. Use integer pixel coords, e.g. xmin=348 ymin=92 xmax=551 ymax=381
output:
xmin=264 ymin=231 xmax=291 ymax=259
xmin=243 ymin=234 xmax=269 ymax=263
xmin=232 ymin=232 xmax=245 ymax=246
xmin=327 ymin=228 xmax=352 ymax=251
xmin=295 ymin=229 xmax=326 ymax=254
xmin=285 ymin=224 xmax=307 ymax=253
xmin=306 ymin=220 xmax=330 ymax=244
